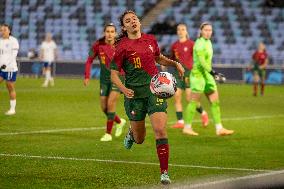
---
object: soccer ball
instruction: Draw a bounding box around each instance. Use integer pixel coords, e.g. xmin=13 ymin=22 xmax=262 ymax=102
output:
xmin=150 ymin=72 xmax=177 ymax=99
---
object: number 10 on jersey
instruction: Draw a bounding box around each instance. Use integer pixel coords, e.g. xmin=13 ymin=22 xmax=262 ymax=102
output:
xmin=133 ymin=57 xmax=141 ymax=68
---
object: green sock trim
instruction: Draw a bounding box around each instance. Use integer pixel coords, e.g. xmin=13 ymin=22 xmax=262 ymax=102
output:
xmin=176 ymin=112 xmax=183 ymax=120
xmin=107 ymin=112 xmax=115 ymax=120
xmin=184 ymin=101 xmax=197 ymax=124
xmin=211 ymin=101 xmax=221 ymax=124
xmin=156 ymin=138 xmax=168 ymax=146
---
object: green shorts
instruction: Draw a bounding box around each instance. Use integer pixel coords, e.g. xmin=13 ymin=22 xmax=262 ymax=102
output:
xmin=100 ymin=76 xmax=124 ymax=96
xmin=124 ymin=94 xmax=167 ymax=121
xmin=173 ymin=70 xmax=191 ymax=90
xmin=190 ymin=73 xmax=217 ymax=93
xmin=253 ymin=65 xmax=266 ymax=79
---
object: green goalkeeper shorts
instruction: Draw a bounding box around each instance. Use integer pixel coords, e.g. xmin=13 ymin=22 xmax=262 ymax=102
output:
xmin=190 ymin=72 xmax=217 ymax=93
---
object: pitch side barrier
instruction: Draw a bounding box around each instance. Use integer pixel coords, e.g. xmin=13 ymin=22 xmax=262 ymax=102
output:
xmin=16 ymin=58 xmax=284 ymax=84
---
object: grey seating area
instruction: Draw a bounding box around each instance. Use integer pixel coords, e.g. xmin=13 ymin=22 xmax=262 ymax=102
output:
xmin=3 ymin=0 xmax=157 ymax=60
xmin=148 ymin=0 xmax=284 ymax=65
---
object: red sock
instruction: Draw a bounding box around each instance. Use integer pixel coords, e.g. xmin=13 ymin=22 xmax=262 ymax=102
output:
xmin=114 ymin=115 xmax=121 ymax=124
xmin=156 ymin=143 xmax=169 ymax=173
xmin=253 ymin=83 xmax=258 ymax=96
xmin=261 ymin=83 xmax=265 ymax=95
xmin=106 ymin=120 xmax=114 ymax=134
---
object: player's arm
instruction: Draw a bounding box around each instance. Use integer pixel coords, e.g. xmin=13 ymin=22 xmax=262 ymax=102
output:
xmin=9 ymin=38 xmax=19 ymax=66
xmin=84 ymin=43 xmax=98 ymax=86
xmin=111 ymin=69 xmax=134 ymax=98
xmin=156 ymin=54 xmax=184 ymax=77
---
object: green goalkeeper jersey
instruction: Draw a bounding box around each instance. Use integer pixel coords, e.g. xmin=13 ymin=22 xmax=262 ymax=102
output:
xmin=192 ymin=37 xmax=213 ymax=77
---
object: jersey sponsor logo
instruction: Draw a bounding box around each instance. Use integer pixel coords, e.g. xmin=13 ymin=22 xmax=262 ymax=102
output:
xmin=149 ymin=45 xmax=153 ymax=52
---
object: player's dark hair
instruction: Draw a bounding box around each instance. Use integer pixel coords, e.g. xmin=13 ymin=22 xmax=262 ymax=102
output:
xmin=198 ymin=22 xmax=212 ymax=38
xmin=98 ymin=23 xmax=117 ymax=43
xmin=1 ymin=23 xmax=12 ymax=36
xmin=177 ymin=23 xmax=189 ymax=39
xmin=115 ymin=10 xmax=136 ymax=45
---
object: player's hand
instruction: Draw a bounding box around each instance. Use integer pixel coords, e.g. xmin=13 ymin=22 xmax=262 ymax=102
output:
xmin=122 ymin=87 xmax=134 ymax=98
xmin=184 ymin=77 xmax=189 ymax=85
xmin=175 ymin=62 xmax=184 ymax=78
xmin=0 ymin=65 xmax=6 ymax=70
xmin=210 ymin=70 xmax=226 ymax=83
xmin=84 ymin=78 xmax=89 ymax=86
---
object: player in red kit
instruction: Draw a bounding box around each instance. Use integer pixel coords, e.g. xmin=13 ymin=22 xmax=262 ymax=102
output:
xmin=251 ymin=42 xmax=269 ymax=96
xmin=84 ymin=23 xmax=126 ymax=142
xmin=170 ymin=24 xmax=209 ymax=132
xmin=110 ymin=11 xmax=184 ymax=185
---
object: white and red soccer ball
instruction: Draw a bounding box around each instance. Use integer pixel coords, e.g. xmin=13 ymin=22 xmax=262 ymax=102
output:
xmin=150 ymin=72 xmax=177 ymax=99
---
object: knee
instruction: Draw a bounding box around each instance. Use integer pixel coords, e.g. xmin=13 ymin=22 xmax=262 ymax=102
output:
xmin=154 ymin=128 xmax=167 ymax=139
xmin=135 ymin=138 xmax=145 ymax=144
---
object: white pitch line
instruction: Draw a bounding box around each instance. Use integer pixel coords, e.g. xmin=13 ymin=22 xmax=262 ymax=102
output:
xmin=167 ymin=114 xmax=284 ymax=125
xmin=0 ymin=114 xmax=283 ymax=136
xmin=174 ymin=169 xmax=284 ymax=189
xmin=0 ymin=127 xmax=105 ymax=136
xmin=0 ymin=153 xmax=273 ymax=172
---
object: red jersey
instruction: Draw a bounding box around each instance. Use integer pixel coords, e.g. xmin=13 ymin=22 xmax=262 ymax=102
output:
xmin=171 ymin=39 xmax=194 ymax=70
xmin=252 ymin=50 xmax=268 ymax=66
xmin=111 ymin=34 xmax=160 ymax=98
xmin=84 ymin=40 xmax=115 ymax=82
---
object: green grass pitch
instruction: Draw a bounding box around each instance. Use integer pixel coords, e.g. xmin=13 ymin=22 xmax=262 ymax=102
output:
xmin=0 ymin=78 xmax=283 ymax=188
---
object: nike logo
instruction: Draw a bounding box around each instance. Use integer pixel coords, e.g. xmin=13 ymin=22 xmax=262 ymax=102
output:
xmin=131 ymin=52 xmax=136 ymax=56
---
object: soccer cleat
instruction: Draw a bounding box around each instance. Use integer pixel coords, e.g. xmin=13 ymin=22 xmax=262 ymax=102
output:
xmin=201 ymin=111 xmax=209 ymax=127
xmin=160 ymin=171 xmax=171 ymax=185
xmin=115 ymin=118 xmax=126 ymax=137
xmin=182 ymin=127 xmax=199 ymax=136
xmin=5 ymin=109 xmax=16 ymax=115
xmin=124 ymin=129 xmax=134 ymax=149
xmin=216 ymin=128 xmax=234 ymax=136
xmin=100 ymin=133 xmax=112 ymax=141
xmin=171 ymin=122 xmax=184 ymax=129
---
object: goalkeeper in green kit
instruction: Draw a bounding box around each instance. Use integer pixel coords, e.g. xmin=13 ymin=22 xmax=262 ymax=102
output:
xmin=183 ymin=22 xmax=234 ymax=136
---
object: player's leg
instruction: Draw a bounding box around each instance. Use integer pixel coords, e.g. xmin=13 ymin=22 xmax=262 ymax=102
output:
xmin=253 ymin=71 xmax=260 ymax=96
xmin=107 ymin=90 xmax=126 ymax=137
xmin=183 ymin=75 xmax=204 ymax=135
xmin=123 ymin=98 xmax=147 ymax=149
xmin=48 ymin=62 xmax=54 ymax=86
xmin=185 ymin=88 xmax=209 ymax=127
xmin=206 ymin=90 xmax=234 ymax=136
xmin=172 ymin=88 xmax=184 ymax=128
xmin=5 ymin=73 xmax=17 ymax=115
xmin=260 ymin=69 xmax=266 ymax=96
xmin=99 ymin=83 xmax=112 ymax=141
xmin=148 ymin=95 xmax=170 ymax=184
xmin=42 ymin=62 xmax=50 ymax=87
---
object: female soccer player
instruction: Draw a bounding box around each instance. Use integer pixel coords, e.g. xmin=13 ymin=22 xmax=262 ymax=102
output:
xmin=183 ymin=22 xmax=234 ymax=136
xmin=251 ymin=42 xmax=268 ymax=96
xmin=40 ymin=33 xmax=57 ymax=87
xmin=110 ymin=10 xmax=184 ymax=185
xmin=0 ymin=24 xmax=19 ymax=115
xmin=170 ymin=24 xmax=209 ymax=132
xmin=84 ymin=23 xmax=126 ymax=142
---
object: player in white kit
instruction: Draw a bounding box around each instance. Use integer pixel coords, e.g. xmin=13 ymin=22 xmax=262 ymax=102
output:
xmin=0 ymin=24 xmax=19 ymax=115
xmin=40 ymin=33 xmax=57 ymax=87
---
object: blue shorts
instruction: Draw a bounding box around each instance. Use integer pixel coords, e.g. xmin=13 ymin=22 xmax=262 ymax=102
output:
xmin=0 ymin=71 xmax=17 ymax=82
xmin=43 ymin=62 xmax=53 ymax=68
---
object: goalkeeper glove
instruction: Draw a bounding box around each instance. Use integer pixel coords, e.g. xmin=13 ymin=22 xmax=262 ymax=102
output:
xmin=209 ymin=70 xmax=226 ymax=83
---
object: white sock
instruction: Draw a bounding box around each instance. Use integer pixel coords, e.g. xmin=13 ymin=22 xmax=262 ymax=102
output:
xmin=10 ymin=99 xmax=16 ymax=111
xmin=215 ymin=123 xmax=223 ymax=131
xmin=178 ymin=119 xmax=184 ymax=124
xmin=46 ymin=70 xmax=51 ymax=81
xmin=184 ymin=124 xmax=192 ymax=129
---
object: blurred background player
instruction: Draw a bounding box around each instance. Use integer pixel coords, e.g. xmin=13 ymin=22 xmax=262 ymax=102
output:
xmin=111 ymin=10 xmax=184 ymax=184
xmin=84 ymin=23 xmax=126 ymax=142
xmin=40 ymin=33 xmax=57 ymax=87
xmin=183 ymin=22 xmax=234 ymax=136
xmin=251 ymin=42 xmax=269 ymax=96
xmin=0 ymin=24 xmax=19 ymax=115
xmin=170 ymin=23 xmax=209 ymax=131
